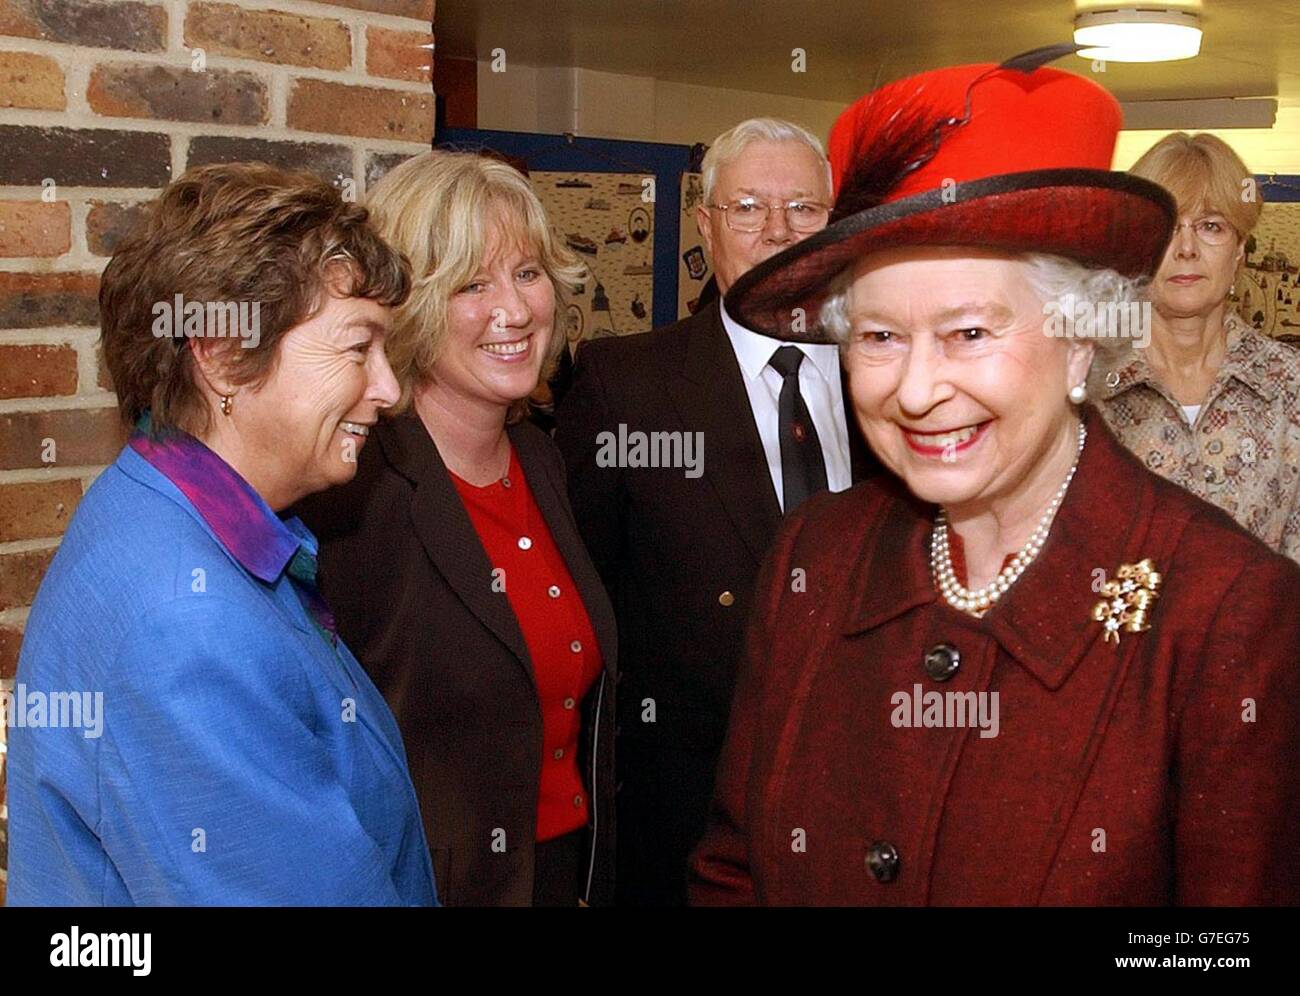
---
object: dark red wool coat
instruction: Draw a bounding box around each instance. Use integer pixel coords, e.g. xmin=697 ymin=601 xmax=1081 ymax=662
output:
xmin=689 ymin=407 xmax=1300 ymax=906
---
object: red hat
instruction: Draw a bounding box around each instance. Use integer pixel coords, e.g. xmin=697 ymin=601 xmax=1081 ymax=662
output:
xmin=725 ymin=53 xmax=1177 ymax=342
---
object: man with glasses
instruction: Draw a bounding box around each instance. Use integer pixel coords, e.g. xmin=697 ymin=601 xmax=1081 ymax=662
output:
xmin=556 ymin=118 xmax=875 ymax=905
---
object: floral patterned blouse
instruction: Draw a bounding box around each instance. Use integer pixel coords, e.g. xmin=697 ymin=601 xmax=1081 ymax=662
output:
xmin=1090 ymin=311 xmax=1300 ymax=562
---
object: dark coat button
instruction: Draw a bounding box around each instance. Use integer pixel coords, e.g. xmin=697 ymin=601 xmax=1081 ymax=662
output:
xmin=866 ymin=841 xmax=900 ymax=883
xmin=923 ymin=643 xmax=961 ymax=682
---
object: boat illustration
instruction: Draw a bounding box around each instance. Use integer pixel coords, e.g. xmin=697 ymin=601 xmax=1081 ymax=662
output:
xmin=584 ymin=197 xmax=610 ymax=210
xmin=565 ymin=233 xmax=599 ymax=255
xmin=623 ymin=259 xmax=653 ymax=275
xmin=604 ymin=228 xmax=627 ymax=245
xmin=556 ymin=178 xmax=593 ymax=188
xmin=616 ymin=182 xmax=643 ymax=196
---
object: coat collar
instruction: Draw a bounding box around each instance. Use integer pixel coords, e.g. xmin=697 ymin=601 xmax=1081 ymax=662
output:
xmin=842 ymin=407 xmax=1164 ymax=690
xmin=720 ymin=298 xmax=843 ymax=391
xmin=719 ymin=297 xmax=878 ymax=484
xmin=373 ymin=411 xmax=617 ymax=683
xmin=1096 ymin=311 xmax=1279 ymax=405
xmin=377 ymin=412 xmax=531 ymax=669
xmin=127 ymin=415 xmax=303 ymax=583
xmin=667 ymin=301 xmax=784 ymax=561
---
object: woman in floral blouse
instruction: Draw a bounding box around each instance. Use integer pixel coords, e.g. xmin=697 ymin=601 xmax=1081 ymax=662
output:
xmin=1091 ymin=132 xmax=1300 ymax=561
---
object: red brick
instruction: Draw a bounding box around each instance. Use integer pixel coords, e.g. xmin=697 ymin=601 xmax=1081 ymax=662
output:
xmin=366 ymin=26 xmax=431 ymax=84
xmin=0 ymin=546 xmax=56 ymax=612
xmin=86 ymin=200 xmax=151 ymax=257
xmin=187 ymin=136 xmax=352 ymax=187
xmin=314 ymin=0 xmax=433 ymax=20
xmin=186 ymin=3 xmax=351 ymax=71
xmin=0 ymin=201 xmax=70 ymax=257
xmin=0 ymin=479 xmax=82 ymax=543
xmin=0 ymin=409 xmax=128 ymax=471
xmin=89 ymin=63 xmax=267 ymax=125
xmin=0 ymin=0 xmax=167 ymax=52
xmin=95 ymin=344 xmax=113 ymax=392
xmin=0 ymin=50 xmax=64 ymax=110
xmin=0 ymin=622 xmax=22 ymax=679
xmin=0 ymin=272 xmax=99 ymax=329
xmin=0 ymin=344 xmax=78 ymax=399
xmin=0 ymin=126 xmax=171 ymax=188
xmin=365 ymin=151 xmax=415 ymax=190
xmin=288 ymin=78 xmax=432 ymax=142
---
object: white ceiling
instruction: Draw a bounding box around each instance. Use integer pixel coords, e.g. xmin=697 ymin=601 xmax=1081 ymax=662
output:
xmin=438 ymin=0 xmax=1300 ymax=105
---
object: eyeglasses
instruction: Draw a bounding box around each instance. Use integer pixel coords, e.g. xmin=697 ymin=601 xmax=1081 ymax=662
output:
xmin=708 ymin=197 xmax=830 ymax=233
xmin=1172 ymin=217 xmax=1237 ymax=246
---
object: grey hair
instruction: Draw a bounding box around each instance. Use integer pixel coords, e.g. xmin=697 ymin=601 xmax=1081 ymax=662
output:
xmin=819 ymin=252 xmax=1150 ymax=355
xmin=701 ymin=117 xmax=831 ymax=203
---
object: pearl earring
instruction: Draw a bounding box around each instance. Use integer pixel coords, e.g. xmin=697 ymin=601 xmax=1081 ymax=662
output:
xmin=220 ymin=394 xmax=234 ymax=416
xmin=1068 ymin=383 xmax=1087 ymax=404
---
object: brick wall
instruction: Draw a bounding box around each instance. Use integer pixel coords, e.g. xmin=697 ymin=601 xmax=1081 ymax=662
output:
xmin=0 ymin=0 xmax=436 ymax=900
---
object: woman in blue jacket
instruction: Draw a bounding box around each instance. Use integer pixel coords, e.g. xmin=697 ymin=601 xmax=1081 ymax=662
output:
xmin=6 ymin=163 xmax=437 ymax=906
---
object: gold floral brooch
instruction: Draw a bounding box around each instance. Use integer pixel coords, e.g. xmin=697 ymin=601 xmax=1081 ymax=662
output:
xmin=1092 ymin=559 xmax=1162 ymax=645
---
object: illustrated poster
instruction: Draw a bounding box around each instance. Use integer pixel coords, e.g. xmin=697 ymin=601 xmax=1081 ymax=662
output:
xmin=531 ymin=171 xmax=655 ymax=352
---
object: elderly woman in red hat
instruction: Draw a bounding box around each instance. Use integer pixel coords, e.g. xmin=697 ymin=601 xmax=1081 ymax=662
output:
xmin=689 ymin=52 xmax=1300 ymax=906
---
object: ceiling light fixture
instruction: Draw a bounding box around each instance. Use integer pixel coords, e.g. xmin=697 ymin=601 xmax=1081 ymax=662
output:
xmin=1074 ymin=8 xmax=1203 ymax=63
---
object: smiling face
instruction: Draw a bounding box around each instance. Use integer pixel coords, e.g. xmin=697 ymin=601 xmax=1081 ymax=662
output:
xmin=697 ymin=138 xmax=831 ymax=294
xmin=840 ymin=247 xmax=1093 ymax=518
xmin=199 ymin=268 xmax=400 ymax=510
xmin=434 ymin=220 xmax=556 ymax=415
xmin=1149 ymin=204 xmax=1244 ymax=321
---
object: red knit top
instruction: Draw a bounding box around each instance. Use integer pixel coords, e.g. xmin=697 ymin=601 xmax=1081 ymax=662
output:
xmin=451 ymin=445 xmax=604 ymax=842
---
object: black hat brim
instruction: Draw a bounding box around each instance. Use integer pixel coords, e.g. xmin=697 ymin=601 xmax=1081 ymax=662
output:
xmin=725 ymin=169 xmax=1176 ymax=343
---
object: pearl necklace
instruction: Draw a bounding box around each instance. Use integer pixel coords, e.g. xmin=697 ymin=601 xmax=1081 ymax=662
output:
xmin=930 ymin=422 xmax=1087 ymax=617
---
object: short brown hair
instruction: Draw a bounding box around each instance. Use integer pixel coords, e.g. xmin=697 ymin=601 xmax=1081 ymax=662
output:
xmin=1129 ymin=132 xmax=1262 ymax=237
xmin=101 ymin=161 xmax=411 ymax=435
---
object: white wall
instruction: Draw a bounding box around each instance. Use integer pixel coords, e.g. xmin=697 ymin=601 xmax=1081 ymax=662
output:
xmin=478 ymin=61 xmax=843 ymax=149
xmin=478 ymin=60 xmax=1300 ymax=175
xmin=1114 ymin=106 xmax=1300 ymax=174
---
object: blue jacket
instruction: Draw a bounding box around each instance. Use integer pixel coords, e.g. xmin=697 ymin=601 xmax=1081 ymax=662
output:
xmin=6 ymin=444 xmax=438 ymax=906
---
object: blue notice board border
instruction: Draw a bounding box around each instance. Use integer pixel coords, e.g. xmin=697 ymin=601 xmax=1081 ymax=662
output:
xmin=436 ymin=127 xmax=693 ymax=330
xmin=1257 ymin=175 xmax=1300 ymax=203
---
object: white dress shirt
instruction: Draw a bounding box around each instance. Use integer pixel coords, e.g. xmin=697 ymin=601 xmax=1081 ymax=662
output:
xmin=719 ymin=299 xmax=853 ymax=512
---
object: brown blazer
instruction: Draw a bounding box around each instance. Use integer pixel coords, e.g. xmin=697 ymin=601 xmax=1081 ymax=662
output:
xmin=296 ymin=413 xmax=617 ymax=906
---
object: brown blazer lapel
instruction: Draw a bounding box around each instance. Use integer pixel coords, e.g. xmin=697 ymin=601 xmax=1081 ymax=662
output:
xmin=667 ymin=303 xmax=782 ymax=563
xmin=377 ymin=414 xmax=531 ymax=671
xmin=510 ymin=422 xmax=617 ymax=680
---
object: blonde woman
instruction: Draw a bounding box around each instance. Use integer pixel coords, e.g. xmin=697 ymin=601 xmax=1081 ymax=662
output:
xmin=296 ymin=151 xmax=618 ymax=906
xmin=1091 ymin=133 xmax=1300 ymax=560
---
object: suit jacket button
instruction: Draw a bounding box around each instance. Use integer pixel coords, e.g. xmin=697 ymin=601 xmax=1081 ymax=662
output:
xmin=866 ymin=841 xmax=900 ymax=883
xmin=923 ymin=643 xmax=960 ymax=682
xmin=718 ymin=590 xmax=735 ymax=607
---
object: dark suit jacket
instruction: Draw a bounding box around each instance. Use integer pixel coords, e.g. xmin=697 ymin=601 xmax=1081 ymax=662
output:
xmin=554 ymin=301 xmax=875 ymax=905
xmin=295 ymin=413 xmax=617 ymax=906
